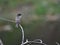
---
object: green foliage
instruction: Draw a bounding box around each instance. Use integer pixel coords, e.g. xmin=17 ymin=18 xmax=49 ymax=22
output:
xmin=48 ymin=2 xmax=60 ymax=13
xmin=35 ymin=0 xmax=48 ymax=15
xmin=35 ymin=6 xmax=47 ymax=15
xmin=0 ymin=0 xmax=30 ymax=8
xmin=0 ymin=0 xmax=20 ymax=8
xmin=35 ymin=1 xmax=60 ymax=16
xmin=0 ymin=21 xmax=21 ymax=45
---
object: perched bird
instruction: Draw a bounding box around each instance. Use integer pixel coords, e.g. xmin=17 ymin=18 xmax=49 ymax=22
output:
xmin=15 ymin=14 xmax=22 ymax=28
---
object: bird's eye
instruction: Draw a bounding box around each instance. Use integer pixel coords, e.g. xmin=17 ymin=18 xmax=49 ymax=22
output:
xmin=17 ymin=14 xmax=21 ymax=16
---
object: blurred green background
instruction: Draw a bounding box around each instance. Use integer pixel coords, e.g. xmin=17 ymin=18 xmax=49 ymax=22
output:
xmin=0 ymin=0 xmax=60 ymax=45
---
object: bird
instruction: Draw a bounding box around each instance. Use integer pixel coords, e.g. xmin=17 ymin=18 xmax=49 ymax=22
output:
xmin=15 ymin=14 xmax=22 ymax=28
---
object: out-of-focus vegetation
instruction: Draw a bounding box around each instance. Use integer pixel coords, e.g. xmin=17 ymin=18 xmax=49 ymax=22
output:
xmin=0 ymin=0 xmax=60 ymax=45
xmin=0 ymin=0 xmax=60 ymax=15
